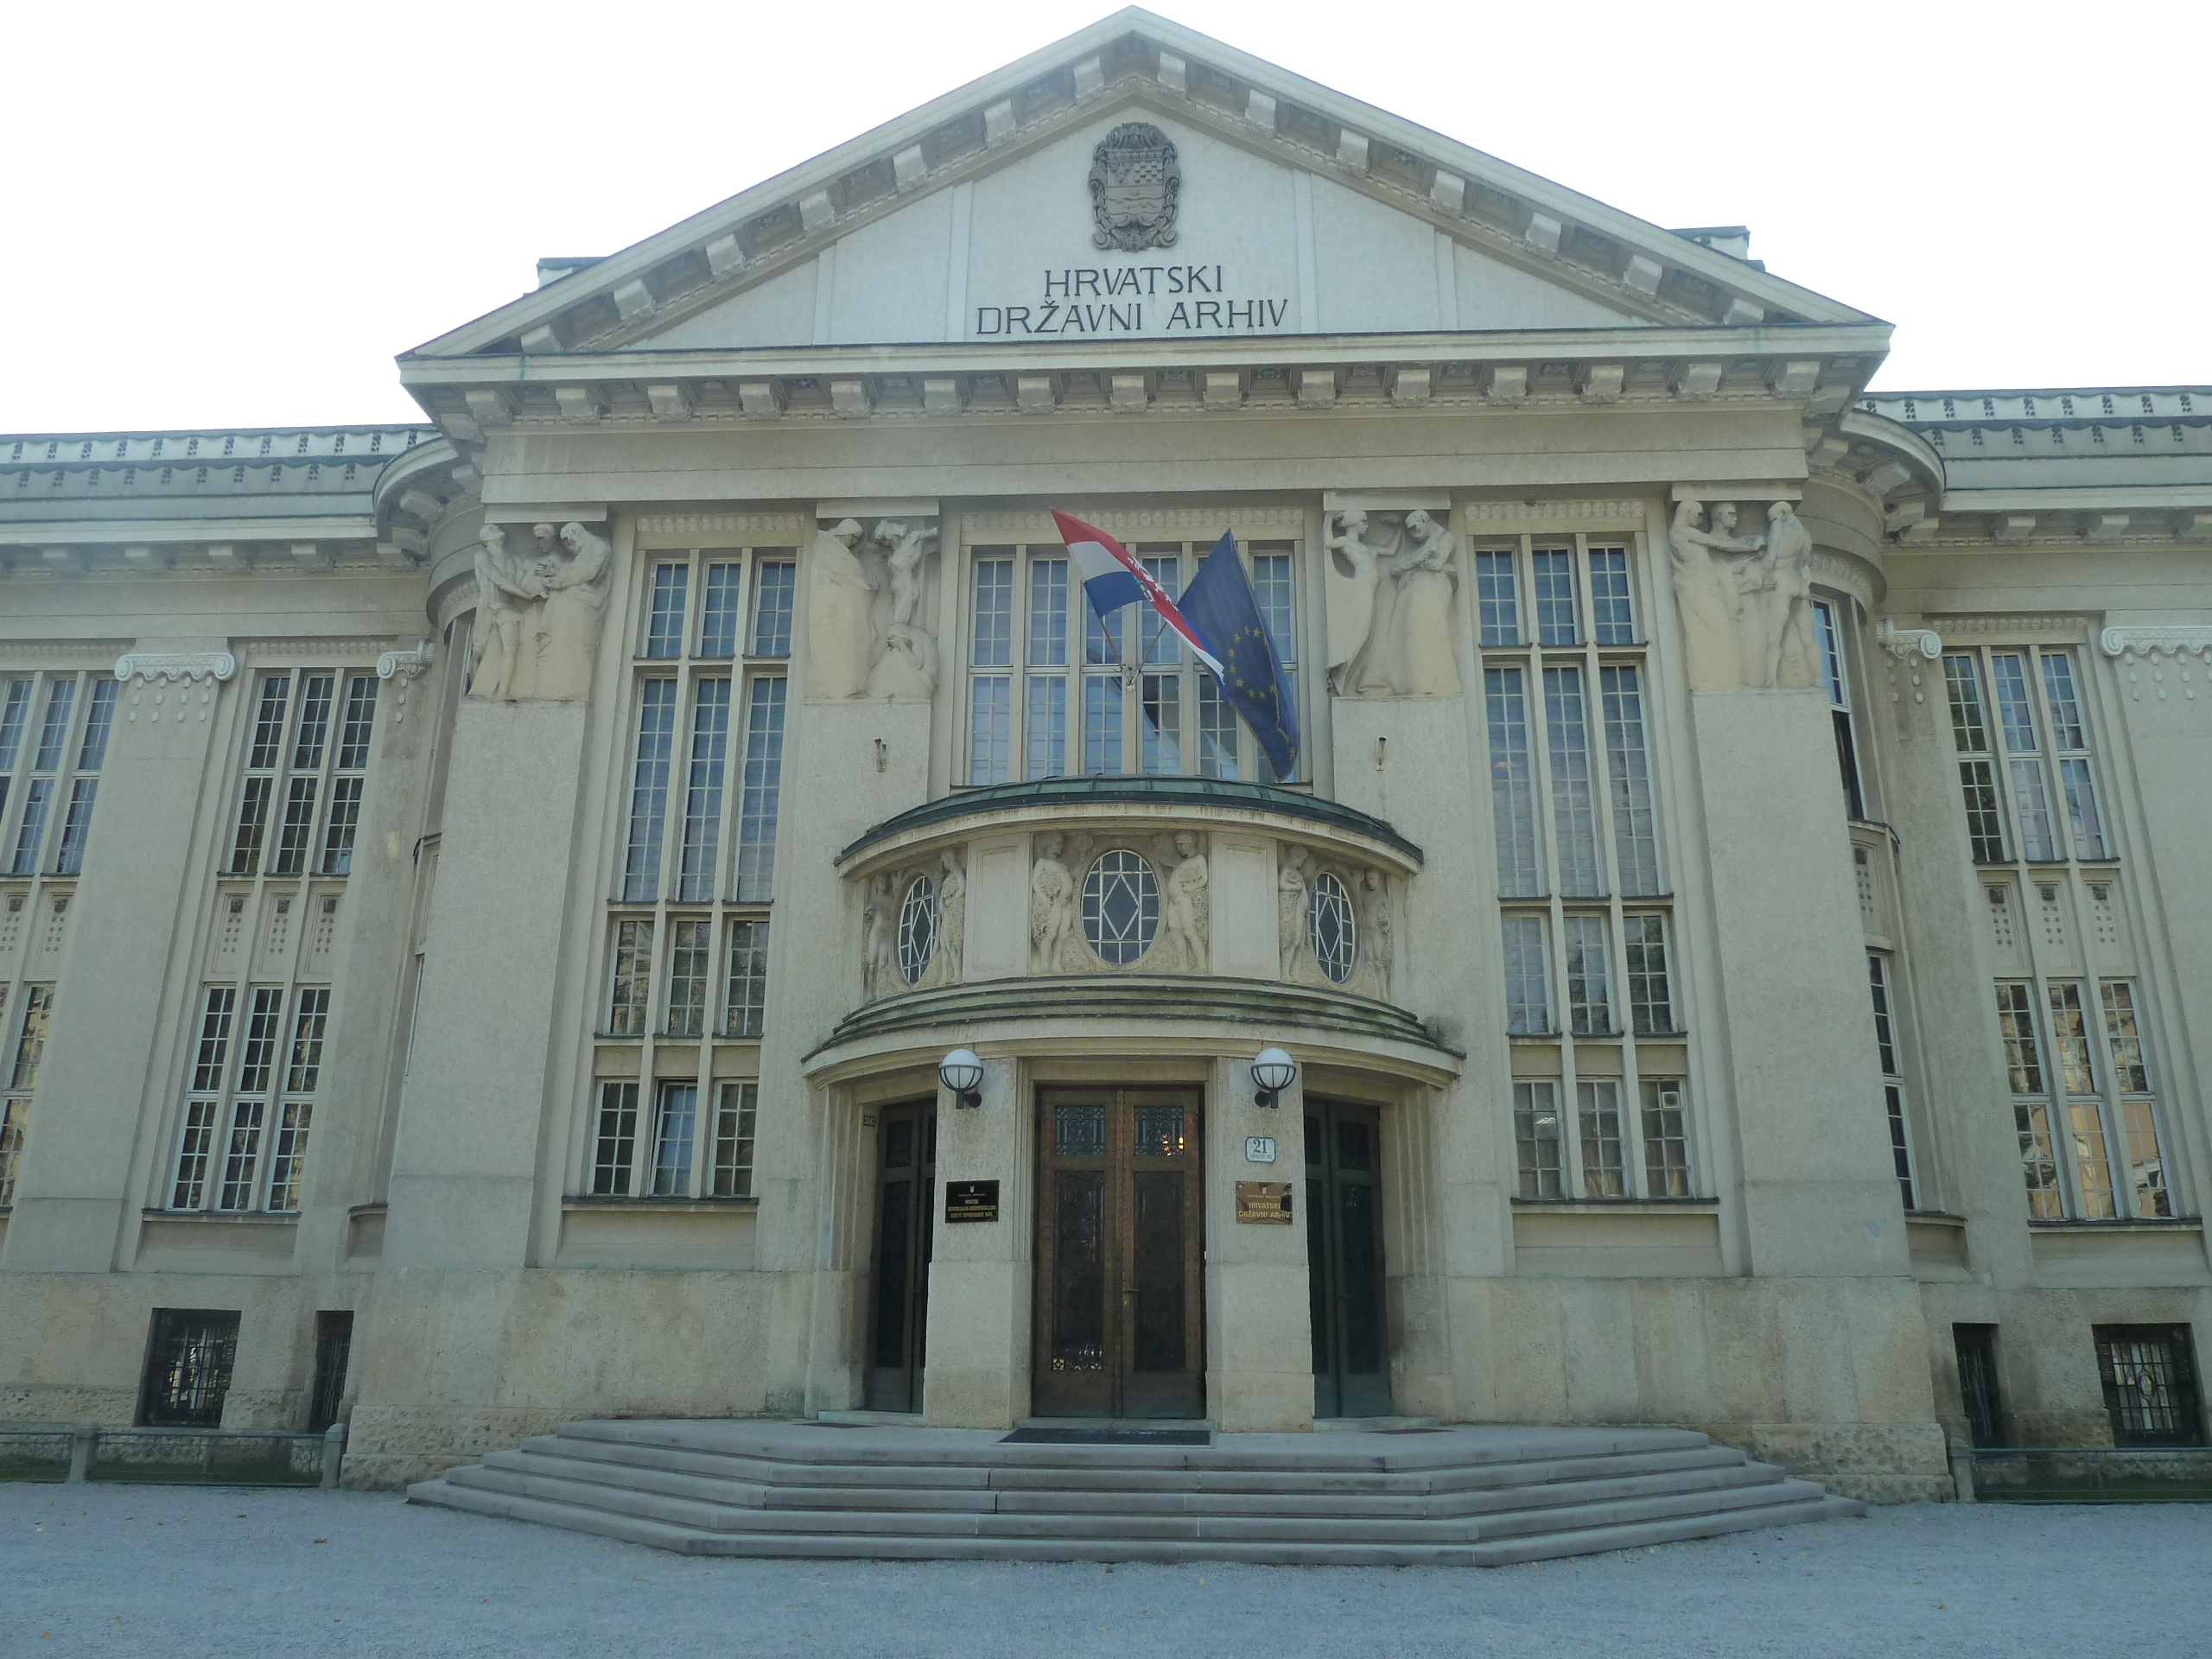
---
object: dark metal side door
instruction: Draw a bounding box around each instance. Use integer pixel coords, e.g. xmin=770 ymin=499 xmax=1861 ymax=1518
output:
xmin=865 ymin=1100 xmax=935 ymax=1414
xmin=1306 ymin=1100 xmax=1390 ymax=1419
xmin=1033 ymin=1087 xmax=1205 ymax=1418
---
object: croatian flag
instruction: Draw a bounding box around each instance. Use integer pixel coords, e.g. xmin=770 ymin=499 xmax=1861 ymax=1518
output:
xmin=1051 ymin=510 xmax=1224 ymax=675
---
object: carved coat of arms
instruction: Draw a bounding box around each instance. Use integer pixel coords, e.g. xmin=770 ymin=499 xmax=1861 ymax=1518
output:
xmin=1089 ymin=123 xmax=1180 ymax=251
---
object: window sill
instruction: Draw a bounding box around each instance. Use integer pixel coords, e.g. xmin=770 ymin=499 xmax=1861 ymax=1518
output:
xmin=1510 ymin=1198 xmax=1717 ymax=1214
xmin=1905 ymin=1210 xmax=1968 ymax=1229
xmin=564 ymin=1196 xmax=758 ymax=1213
xmin=138 ymin=1209 xmax=299 ymax=1225
xmin=2028 ymin=1217 xmax=2201 ymax=1232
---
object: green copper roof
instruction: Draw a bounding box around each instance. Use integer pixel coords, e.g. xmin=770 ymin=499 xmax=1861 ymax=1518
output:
xmin=836 ymin=776 xmax=1422 ymax=864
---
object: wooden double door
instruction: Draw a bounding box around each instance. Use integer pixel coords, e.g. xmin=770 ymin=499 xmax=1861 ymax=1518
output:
xmin=865 ymin=1100 xmax=935 ymax=1414
xmin=1033 ymin=1088 xmax=1205 ymax=1418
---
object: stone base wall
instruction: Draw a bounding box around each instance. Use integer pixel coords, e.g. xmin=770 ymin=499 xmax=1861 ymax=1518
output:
xmin=1695 ymin=1420 xmax=1953 ymax=1503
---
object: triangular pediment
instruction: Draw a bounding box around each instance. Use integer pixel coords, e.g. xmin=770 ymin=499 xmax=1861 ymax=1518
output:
xmin=406 ymin=8 xmax=1872 ymax=365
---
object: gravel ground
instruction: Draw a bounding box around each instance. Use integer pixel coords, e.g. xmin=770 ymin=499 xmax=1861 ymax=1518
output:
xmin=3 ymin=1485 xmax=2207 ymax=1657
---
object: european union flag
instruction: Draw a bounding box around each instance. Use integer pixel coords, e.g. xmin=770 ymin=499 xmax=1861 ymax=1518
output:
xmin=1179 ymin=531 xmax=1300 ymax=779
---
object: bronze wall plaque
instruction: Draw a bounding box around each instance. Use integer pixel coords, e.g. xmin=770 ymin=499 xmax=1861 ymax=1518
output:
xmin=1234 ymin=1180 xmax=1294 ymax=1224
xmin=945 ymin=1179 xmax=1000 ymax=1224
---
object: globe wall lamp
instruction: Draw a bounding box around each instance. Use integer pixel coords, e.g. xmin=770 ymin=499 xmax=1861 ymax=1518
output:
xmin=939 ymin=1048 xmax=984 ymax=1109
xmin=1250 ymin=1047 xmax=1297 ymax=1109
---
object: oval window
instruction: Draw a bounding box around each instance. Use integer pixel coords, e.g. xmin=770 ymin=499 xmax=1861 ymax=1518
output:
xmin=1309 ymin=872 xmax=1356 ymax=984
xmin=897 ymin=875 xmax=938 ymax=984
xmin=1082 ymin=849 xmax=1159 ymax=966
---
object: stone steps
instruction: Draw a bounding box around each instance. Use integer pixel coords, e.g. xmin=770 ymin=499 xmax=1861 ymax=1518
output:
xmin=407 ymin=1419 xmax=1866 ymax=1566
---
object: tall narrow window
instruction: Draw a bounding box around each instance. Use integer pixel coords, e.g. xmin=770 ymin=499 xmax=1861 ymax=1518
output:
xmin=698 ymin=562 xmax=743 ymax=658
xmin=273 ymin=776 xmax=318 ymax=875
xmin=1543 ymin=667 xmax=1604 ymax=896
xmin=321 ymin=677 xmax=376 ymax=874
xmin=750 ymin=561 xmax=795 ymax=658
xmin=1995 ymin=982 xmax=2063 ymax=1219
xmin=1587 ymin=548 xmax=1634 ymax=645
xmin=1991 ymin=652 xmax=2057 ymax=860
xmin=1943 ymin=657 xmax=2006 ymax=862
xmin=1476 ymin=551 xmax=1522 ymax=646
xmin=620 ymin=679 xmax=678 ymax=902
xmin=644 ymin=563 xmax=690 ymax=658
xmin=723 ymin=920 xmax=768 ymax=1039
xmin=1577 ymin=1080 xmax=1625 ymax=1196
xmin=1562 ymin=916 xmax=1612 ymax=1035
xmin=226 ymin=669 xmax=372 ymax=881
xmin=10 ymin=985 xmax=53 ymax=1090
xmin=1532 ymin=550 xmax=1579 ymax=645
xmin=2039 ymin=651 xmax=2107 ymax=858
xmin=1026 ymin=557 xmax=1070 ymax=779
xmin=2048 ymin=982 xmax=2117 ymax=1218
xmin=1484 ymin=668 xmax=1542 ymax=898
xmin=1140 ymin=557 xmax=1184 ymax=778
xmin=676 ymin=680 xmax=730 ymax=903
xmin=0 ymin=679 xmax=32 ymax=824
xmin=229 ymin=675 xmax=290 ymax=875
xmin=1599 ymin=666 xmax=1660 ymax=895
xmin=266 ymin=988 xmax=327 ymax=1213
xmin=1867 ymin=955 xmax=1916 ymax=1210
xmin=969 ymin=556 xmax=1014 ymax=785
xmin=1249 ymin=549 xmax=1299 ymax=782
xmin=1623 ymin=915 xmax=1675 ymax=1035
xmin=710 ymin=1081 xmax=759 ymax=1197
xmin=1514 ymin=1081 xmax=1564 ymax=1198
xmin=607 ymin=919 xmax=653 ymax=1036
xmin=0 ymin=1096 xmax=28 ymax=1206
xmin=170 ymin=988 xmax=234 ymax=1210
xmin=649 ymin=1083 xmax=698 ymax=1195
xmin=1639 ymin=1081 xmax=1692 ymax=1197
xmin=1813 ymin=601 xmax=1865 ymax=820
xmin=665 ymin=920 xmax=711 ymax=1038
xmin=52 ymin=679 xmax=116 ymax=874
xmin=1502 ymin=915 xmax=1551 ymax=1035
xmin=217 ymin=988 xmax=283 ymax=1211
xmin=2101 ymin=982 xmax=2168 ymax=1217
xmin=10 ymin=681 xmax=76 ymax=877
xmin=591 ymin=1083 xmax=639 ymax=1195
xmin=734 ymin=677 xmax=786 ymax=902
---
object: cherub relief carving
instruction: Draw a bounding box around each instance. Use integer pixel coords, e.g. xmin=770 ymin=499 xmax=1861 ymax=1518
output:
xmin=807 ymin=517 xmax=941 ymax=701
xmin=1325 ymin=508 xmax=1462 ymax=697
xmin=861 ymin=871 xmax=898 ymax=1001
xmin=1277 ymin=846 xmax=1313 ymax=980
xmin=934 ymin=848 xmax=967 ymax=986
xmin=1163 ymin=832 xmax=1211 ymax=974
xmin=1350 ymin=868 xmax=1395 ymax=1002
xmin=1667 ymin=499 xmax=1820 ymax=692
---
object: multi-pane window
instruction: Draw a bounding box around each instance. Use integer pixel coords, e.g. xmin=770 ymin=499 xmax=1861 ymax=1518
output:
xmin=2094 ymin=1326 xmax=2205 ymax=1447
xmin=1867 ymin=955 xmax=1917 ymax=1210
xmin=588 ymin=1076 xmax=758 ymax=1200
xmin=1489 ymin=537 xmax=1694 ymax=1201
xmin=1993 ymin=977 xmax=2168 ymax=1220
xmin=595 ymin=544 xmax=787 ymax=1206
xmin=1 ymin=672 xmax=118 ymax=877
xmin=1812 ymin=601 xmax=1866 ymax=821
xmin=168 ymin=984 xmax=327 ymax=1213
xmin=963 ymin=536 xmax=1300 ymax=785
xmin=1942 ymin=648 xmax=2107 ymax=865
xmin=1 ymin=984 xmax=54 ymax=1205
xmin=225 ymin=671 xmax=378 ymax=877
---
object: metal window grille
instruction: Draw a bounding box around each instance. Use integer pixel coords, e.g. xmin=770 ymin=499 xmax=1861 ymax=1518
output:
xmin=1955 ymin=1325 xmax=2006 ymax=1448
xmin=2094 ymin=1326 xmax=2206 ymax=1446
xmin=137 ymin=1309 xmax=240 ymax=1428
xmin=308 ymin=1312 xmax=353 ymax=1433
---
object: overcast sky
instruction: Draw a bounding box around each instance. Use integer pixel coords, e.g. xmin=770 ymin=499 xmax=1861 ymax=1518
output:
xmin=4 ymin=0 xmax=2204 ymax=434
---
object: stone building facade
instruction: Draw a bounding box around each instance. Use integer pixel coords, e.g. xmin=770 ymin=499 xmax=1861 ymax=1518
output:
xmin=1 ymin=11 xmax=2205 ymax=1499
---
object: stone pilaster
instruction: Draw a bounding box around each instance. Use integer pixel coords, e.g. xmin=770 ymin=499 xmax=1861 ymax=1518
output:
xmin=1203 ymin=1054 xmax=1313 ymax=1430
xmin=921 ymin=1055 xmax=1033 ymax=1427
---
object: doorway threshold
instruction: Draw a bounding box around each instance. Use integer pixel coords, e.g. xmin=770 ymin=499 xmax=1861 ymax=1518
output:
xmin=1315 ymin=1414 xmax=1444 ymax=1433
xmin=811 ymin=1410 xmax=923 ymax=1427
xmin=1004 ymin=1423 xmax=1211 ymax=1447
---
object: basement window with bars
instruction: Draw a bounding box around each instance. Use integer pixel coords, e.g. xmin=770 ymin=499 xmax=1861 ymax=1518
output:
xmin=225 ymin=671 xmax=378 ymax=877
xmin=2094 ymin=1325 xmax=2206 ymax=1446
xmin=166 ymin=984 xmax=328 ymax=1214
xmin=0 ymin=671 xmax=118 ymax=878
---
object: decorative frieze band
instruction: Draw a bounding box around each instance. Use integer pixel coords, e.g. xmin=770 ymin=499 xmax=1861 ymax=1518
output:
xmin=2099 ymin=625 xmax=2212 ymax=661
xmin=959 ymin=506 xmax=1306 ymax=537
xmin=633 ymin=513 xmax=808 ymax=539
xmin=1921 ymin=613 xmax=2094 ymax=639
xmin=1459 ymin=500 xmax=1645 ymax=524
xmin=113 ymin=650 xmax=238 ymax=685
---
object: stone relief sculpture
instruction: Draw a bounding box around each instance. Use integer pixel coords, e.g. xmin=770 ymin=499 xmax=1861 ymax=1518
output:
xmin=1029 ymin=832 xmax=1079 ymax=974
xmin=1163 ymin=832 xmax=1211 ymax=974
xmin=467 ymin=520 xmax=613 ymax=703
xmin=807 ymin=516 xmax=940 ymax=701
xmin=1351 ymin=868 xmax=1395 ymax=1002
xmin=1666 ymin=499 xmax=1819 ymax=692
xmin=856 ymin=849 xmax=966 ymax=1001
xmin=1325 ymin=507 xmax=1461 ymax=697
xmin=1277 ymin=846 xmax=1313 ymax=980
